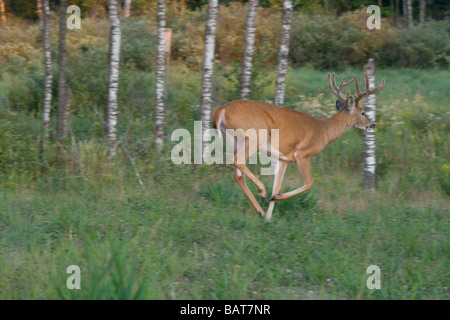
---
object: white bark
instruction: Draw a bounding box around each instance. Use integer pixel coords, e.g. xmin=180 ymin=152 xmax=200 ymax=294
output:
xmin=56 ymin=0 xmax=69 ymax=140
xmin=42 ymin=0 xmax=52 ymax=139
xmin=107 ymin=0 xmax=122 ymax=158
xmin=240 ymin=0 xmax=259 ymax=100
xmin=274 ymin=0 xmax=293 ymax=107
xmin=419 ymin=0 xmax=426 ymax=24
xmin=406 ymin=0 xmax=413 ymax=29
xmin=0 ymin=0 xmax=6 ymax=24
xmin=155 ymin=0 xmax=166 ymax=150
xmin=123 ymin=0 xmax=131 ymax=18
xmin=201 ymin=0 xmax=218 ymax=148
xmin=363 ymin=59 xmax=376 ymax=191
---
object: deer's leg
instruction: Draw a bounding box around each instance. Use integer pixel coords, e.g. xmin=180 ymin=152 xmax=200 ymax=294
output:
xmin=265 ymin=159 xmax=288 ymax=220
xmin=233 ymin=137 xmax=267 ymax=199
xmin=270 ymin=155 xmax=313 ymax=201
xmin=234 ymin=167 xmax=265 ymax=216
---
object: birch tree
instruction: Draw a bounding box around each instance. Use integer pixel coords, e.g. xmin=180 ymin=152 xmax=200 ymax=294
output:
xmin=155 ymin=0 xmax=166 ymax=150
xmin=42 ymin=0 xmax=52 ymax=139
xmin=56 ymin=0 xmax=69 ymax=140
xmin=274 ymin=0 xmax=293 ymax=107
xmin=200 ymin=0 xmax=218 ymax=147
xmin=123 ymin=0 xmax=131 ymax=18
xmin=419 ymin=0 xmax=426 ymax=24
xmin=240 ymin=0 xmax=258 ymax=100
xmin=363 ymin=59 xmax=377 ymax=191
xmin=0 ymin=0 xmax=6 ymax=24
xmin=406 ymin=0 xmax=413 ymax=29
xmin=106 ymin=0 xmax=122 ymax=158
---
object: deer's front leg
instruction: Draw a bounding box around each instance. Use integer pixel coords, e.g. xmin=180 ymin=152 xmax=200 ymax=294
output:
xmin=265 ymin=159 xmax=288 ymax=220
xmin=270 ymin=155 xmax=313 ymax=201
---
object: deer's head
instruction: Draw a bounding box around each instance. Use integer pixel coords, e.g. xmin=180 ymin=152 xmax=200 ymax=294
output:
xmin=328 ymin=73 xmax=385 ymax=131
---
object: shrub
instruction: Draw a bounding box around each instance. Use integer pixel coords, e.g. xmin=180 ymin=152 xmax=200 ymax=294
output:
xmin=121 ymin=20 xmax=157 ymax=71
xmin=393 ymin=20 xmax=450 ymax=69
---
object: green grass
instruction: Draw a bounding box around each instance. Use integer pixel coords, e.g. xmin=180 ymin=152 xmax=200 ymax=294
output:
xmin=0 ymin=66 xmax=449 ymax=300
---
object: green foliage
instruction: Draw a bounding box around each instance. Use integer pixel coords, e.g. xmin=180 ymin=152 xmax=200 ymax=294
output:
xmin=0 ymin=109 xmax=39 ymax=178
xmin=290 ymin=12 xmax=450 ymax=70
xmin=392 ymin=20 xmax=450 ymax=69
xmin=121 ymin=20 xmax=157 ymax=71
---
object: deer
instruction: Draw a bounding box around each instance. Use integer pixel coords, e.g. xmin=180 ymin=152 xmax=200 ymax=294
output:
xmin=211 ymin=72 xmax=385 ymax=220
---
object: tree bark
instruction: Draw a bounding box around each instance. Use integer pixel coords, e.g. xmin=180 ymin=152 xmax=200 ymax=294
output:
xmin=419 ymin=0 xmax=426 ymax=24
xmin=240 ymin=0 xmax=258 ymax=100
xmin=56 ymin=0 xmax=69 ymax=140
xmin=406 ymin=0 xmax=413 ymax=28
xmin=123 ymin=0 xmax=131 ymax=18
xmin=0 ymin=0 xmax=6 ymax=24
xmin=200 ymin=0 xmax=218 ymax=147
xmin=42 ymin=0 xmax=52 ymax=139
xmin=274 ymin=0 xmax=293 ymax=107
xmin=155 ymin=0 xmax=166 ymax=150
xmin=394 ymin=0 xmax=399 ymax=25
xmin=106 ymin=0 xmax=122 ymax=158
xmin=363 ymin=59 xmax=376 ymax=191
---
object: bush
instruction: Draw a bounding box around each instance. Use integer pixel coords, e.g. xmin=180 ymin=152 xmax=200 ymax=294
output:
xmin=290 ymin=11 xmax=450 ymax=70
xmin=121 ymin=20 xmax=157 ymax=71
xmin=393 ymin=20 xmax=450 ymax=69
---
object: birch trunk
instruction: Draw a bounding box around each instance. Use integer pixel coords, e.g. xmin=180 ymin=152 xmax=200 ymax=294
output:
xmin=200 ymin=0 xmax=218 ymax=148
xmin=0 ymin=0 xmax=6 ymax=24
xmin=274 ymin=0 xmax=293 ymax=107
xmin=56 ymin=0 xmax=69 ymax=140
xmin=155 ymin=0 xmax=166 ymax=150
xmin=42 ymin=0 xmax=52 ymax=139
xmin=239 ymin=0 xmax=258 ymax=100
xmin=363 ymin=59 xmax=376 ymax=191
xmin=406 ymin=0 xmax=413 ymax=29
xmin=419 ymin=0 xmax=426 ymax=24
xmin=106 ymin=0 xmax=122 ymax=159
xmin=123 ymin=0 xmax=131 ymax=18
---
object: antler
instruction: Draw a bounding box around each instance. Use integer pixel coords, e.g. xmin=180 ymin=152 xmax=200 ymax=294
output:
xmin=354 ymin=72 xmax=385 ymax=103
xmin=328 ymin=73 xmax=355 ymax=104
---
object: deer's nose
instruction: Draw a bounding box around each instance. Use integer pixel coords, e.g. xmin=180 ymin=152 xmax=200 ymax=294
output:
xmin=370 ymin=123 xmax=376 ymax=129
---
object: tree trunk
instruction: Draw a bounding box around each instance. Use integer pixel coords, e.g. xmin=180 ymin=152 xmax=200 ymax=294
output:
xmin=123 ymin=0 xmax=131 ymax=18
xmin=200 ymin=0 xmax=218 ymax=147
xmin=106 ymin=0 xmax=122 ymax=159
xmin=363 ymin=59 xmax=376 ymax=191
xmin=274 ymin=0 xmax=293 ymax=107
xmin=42 ymin=0 xmax=52 ymax=139
xmin=419 ymin=0 xmax=426 ymax=24
xmin=240 ymin=0 xmax=258 ymax=100
xmin=394 ymin=0 xmax=399 ymax=25
xmin=56 ymin=0 xmax=69 ymax=140
xmin=0 ymin=0 xmax=6 ymax=24
xmin=155 ymin=0 xmax=166 ymax=150
xmin=406 ymin=0 xmax=413 ymax=29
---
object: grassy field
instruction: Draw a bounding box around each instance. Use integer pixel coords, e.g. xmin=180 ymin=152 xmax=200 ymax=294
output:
xmin=0 ymin=67 xmax=449 ymax=300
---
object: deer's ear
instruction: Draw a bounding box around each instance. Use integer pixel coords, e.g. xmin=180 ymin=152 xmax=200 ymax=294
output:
xmin=336 ymin=100 xmax=346 ymax=111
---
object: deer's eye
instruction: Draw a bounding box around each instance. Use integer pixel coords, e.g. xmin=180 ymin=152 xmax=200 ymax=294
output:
xmin=362 ymin=112 xmax=365 ymax=116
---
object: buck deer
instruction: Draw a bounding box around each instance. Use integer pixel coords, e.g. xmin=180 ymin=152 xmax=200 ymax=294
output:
xmin=211 ymin=72 xmax=385 ymax=220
